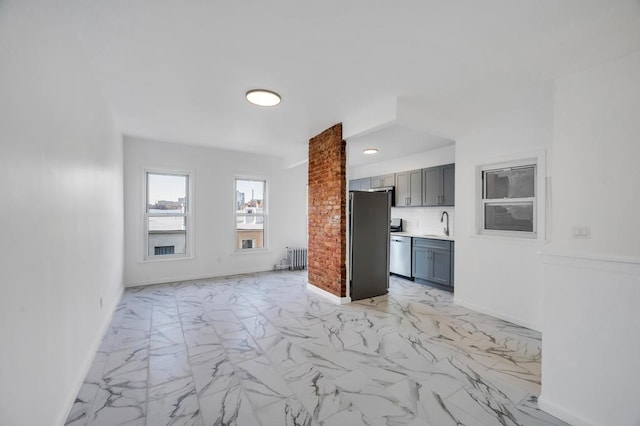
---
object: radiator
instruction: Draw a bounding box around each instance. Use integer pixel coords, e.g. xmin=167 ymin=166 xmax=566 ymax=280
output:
xmin=286 ymin=247 xmax=307 ymax=270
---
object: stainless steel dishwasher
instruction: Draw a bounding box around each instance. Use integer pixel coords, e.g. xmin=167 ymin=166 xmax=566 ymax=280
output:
xmin=390 ymin=235 xmax=412 ymax=278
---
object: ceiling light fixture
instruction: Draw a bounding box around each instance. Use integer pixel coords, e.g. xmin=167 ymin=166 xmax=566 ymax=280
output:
xmin=245 ymin=89 xmax=281 ymax=107
xmin=363 ymin=148 xmax=379 ymax=155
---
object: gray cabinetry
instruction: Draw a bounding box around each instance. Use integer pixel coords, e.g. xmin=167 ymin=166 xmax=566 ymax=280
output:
xmin=349 ymin=177 xmax=371 ymax=191
xmin=422 ymin=164 xmax=455 ymax=206
xmin=412 ymin=238 xmax=453 ymax=289
xmin=395 ymin=169 xmax=422 ymax=207
xmin=371 ymin=174 xmax=395 ymax=188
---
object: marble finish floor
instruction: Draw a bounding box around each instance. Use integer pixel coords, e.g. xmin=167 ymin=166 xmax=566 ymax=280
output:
xmin=66 ymin=271 xmax=565 ymax=426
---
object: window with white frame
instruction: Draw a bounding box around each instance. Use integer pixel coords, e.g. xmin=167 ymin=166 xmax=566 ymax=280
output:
xmin=481 ymin=163 xmax=536 ymax=236
xmin=145 ymin=172 xmax=190 ymax=259
xmin=235 ymin=178 xmax=266 ymax=251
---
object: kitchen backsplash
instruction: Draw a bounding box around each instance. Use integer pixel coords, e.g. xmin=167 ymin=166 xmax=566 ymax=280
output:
xmin=391 ymin=207 xmax=455 ymax=236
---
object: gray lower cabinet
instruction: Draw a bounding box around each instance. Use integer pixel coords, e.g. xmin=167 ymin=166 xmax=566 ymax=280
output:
xmin=422 ymin=163 xmax=455 ymax=206
xmin=395 ymin=169 xmax=422 ymax=207
xmin=412 ymin=238 xmax=453 ymax=289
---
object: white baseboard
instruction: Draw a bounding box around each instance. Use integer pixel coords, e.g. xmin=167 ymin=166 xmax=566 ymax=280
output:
xmin=57 ymin=284 xmax=124 ymax=426
xmin=537 ymin=395 xmax=593 ymax=426
xmin=124 ymin=267 xmax=276 ymax=287
xmin=306 ymin=283 xmax=351 ymax=304
xmin=454 ymin=297 xmax=541 ymax=332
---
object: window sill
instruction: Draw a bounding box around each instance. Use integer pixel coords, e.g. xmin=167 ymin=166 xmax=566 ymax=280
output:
xmin=142 ymin=254 xmax=194 ymax=263
xmin=232 ymin=248 xmax=271 ymax=255
xmin=469 ymin=233 xmax=547 ymax=245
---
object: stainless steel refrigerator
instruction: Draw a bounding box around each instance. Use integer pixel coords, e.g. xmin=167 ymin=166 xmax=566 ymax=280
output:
xmin=349 ymin=190 xmax=391 ymax=300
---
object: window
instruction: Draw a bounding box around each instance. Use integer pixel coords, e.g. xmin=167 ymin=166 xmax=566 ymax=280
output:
xmin=146 ymin=172 xmax=190 ymax=259
xmin=481 ymin=164 xmax=536 ymax=236
xmin=235 ymin=178 xmax=266 ymax=251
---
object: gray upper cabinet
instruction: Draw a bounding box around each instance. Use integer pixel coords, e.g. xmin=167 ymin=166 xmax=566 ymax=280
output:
xmin=349 ymin=177 xmax=371 ymax=191
xmin=422 ymin=167 xmax=441 ymax=206
xmin=370 ymin=174 xmax=395 ymax=188
xmin=395 ymin=169 xmax=422 ymax=207
xmin=422 ymin=163 xmax=455 ymax=206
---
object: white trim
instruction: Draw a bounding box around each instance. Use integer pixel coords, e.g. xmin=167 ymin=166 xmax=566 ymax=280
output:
xmin=468 ymin=233 xmax=544 ymax=246
xmin=537 ymin=395 xmax=593 ymax=426
xmin=124 ymin=267 xmax=276 ymax=287
xmin=58 ymin=284 xmax=124 ymax=426
xmin=539 ymin=250 xmax=640 ymax=275
xmin=306 ymin=283 xmax=352 ymax=305
xmin=230 ymin=248 xmax=271 ymax=256
xmin=454 ymin=296 xmax=540 ymax=332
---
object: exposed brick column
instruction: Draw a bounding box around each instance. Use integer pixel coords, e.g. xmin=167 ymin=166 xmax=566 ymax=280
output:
xmin=307 ymin=123 xmax=347 ymax=298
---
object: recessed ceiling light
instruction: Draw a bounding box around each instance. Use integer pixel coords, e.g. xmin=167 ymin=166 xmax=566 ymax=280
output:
xmin=246 ymin=89 xmax=281 ymax=107
xmin=363 ymin=148 xmax=379 ymax=155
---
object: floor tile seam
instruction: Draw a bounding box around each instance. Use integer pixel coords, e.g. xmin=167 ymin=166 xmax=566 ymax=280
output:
xmin=251 ymin=391 xmax=314 ymax=422
xmin=484 ymin=360 xmax=542 ymax=379
xmin=286 ymin=378 xmax=355 ymax=424
xmin=145 ymin=297 xmax=173 ymax=420
xmin=82 ymin=302 xmax=147 ymax=424
xmin=192 ymin=304 xmax=271 ymax=404
xmin=480 ymin=370 xmax=537 ymax=404
xmin=449 ymin=364 xmax=532 ymax=408
xmin=408 ymin=384 xmax=475 ymax=424
xmin=155 ymin=291 xmax=206 ymax=425
xmin=229 ymin=331 xmax=326 ymax=416
xmin=450 ymin=354 xmax=540 ymax=398
xmin=443 ymin=386 xmax=523 ymax=426
xmin=411 ymin=376 xmax=466 ymax=400
xmin=208 ymin=365 xmax=282 ymax=422
xmin=72 ymin=378 xmax=104 ymax=426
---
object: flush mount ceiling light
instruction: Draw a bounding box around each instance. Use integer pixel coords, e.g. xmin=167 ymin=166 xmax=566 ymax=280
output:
xmin=245 ymin=89 xmax=281 ymax=107
xmin=363 ymin=148 xmax=379 ymax=155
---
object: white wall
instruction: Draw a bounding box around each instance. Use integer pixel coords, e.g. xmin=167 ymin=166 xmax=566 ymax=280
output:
xmin=539 ymin=52 xmax=640 ymax=426
xmin=453 ymin=87 xmax=553 ymax=331
xmin=123 ymin=136 xmax=308 ymax=286
xmin=0 ymin=2 xmax=124 ymax=425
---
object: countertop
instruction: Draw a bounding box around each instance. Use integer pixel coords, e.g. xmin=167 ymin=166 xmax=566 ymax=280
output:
xmin=390 ymin=231 xmax=455 ymax=241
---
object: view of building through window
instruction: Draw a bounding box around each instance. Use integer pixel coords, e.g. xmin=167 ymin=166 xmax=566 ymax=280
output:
xmin=235 ymin=178 xmax=265 ymax=250
xmin=146 ymin=172 xmax=189 ymax=257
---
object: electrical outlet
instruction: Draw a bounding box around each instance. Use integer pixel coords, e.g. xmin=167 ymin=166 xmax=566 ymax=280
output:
xmin=572 ymin=226 xmax=591 ymax=239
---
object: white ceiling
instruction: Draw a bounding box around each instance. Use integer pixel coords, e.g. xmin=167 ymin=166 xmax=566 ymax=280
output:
xmin=64 ymin=0 xmax=640 ymax=166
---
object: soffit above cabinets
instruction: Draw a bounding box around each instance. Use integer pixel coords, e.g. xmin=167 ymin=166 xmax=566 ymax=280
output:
xmin=347 ymin=124 xmax=454 ymax=167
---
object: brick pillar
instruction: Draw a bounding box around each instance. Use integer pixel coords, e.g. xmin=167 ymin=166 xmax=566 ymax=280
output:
xmin=308 ymin=123 xmax=347 ymax=298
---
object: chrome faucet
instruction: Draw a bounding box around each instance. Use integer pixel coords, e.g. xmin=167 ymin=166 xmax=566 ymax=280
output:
xmin=440 ymin=211 xmax=449 ymax=236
